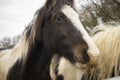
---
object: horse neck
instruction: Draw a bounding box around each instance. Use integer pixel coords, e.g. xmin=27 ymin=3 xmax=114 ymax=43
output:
xmin=21 ymin=40 xmax=53 ymax=80
xmin=7 ymin=38 xmax=53 ymax=80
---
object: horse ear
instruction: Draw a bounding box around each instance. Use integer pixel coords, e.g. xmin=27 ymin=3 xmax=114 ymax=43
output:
xmin=65 ymin=0 xmax=74 ymax=7
xmin=67 ymin=0 xmax=73 ymax=4
xmin=45 ymin=0 xmax=56 ymax=12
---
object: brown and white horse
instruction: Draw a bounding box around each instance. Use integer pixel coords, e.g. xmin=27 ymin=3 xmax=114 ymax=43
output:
xmin=50 ymin=23 xmax=120 ymax=80
xmin=0 ymin=0 xmax=99 ymax=80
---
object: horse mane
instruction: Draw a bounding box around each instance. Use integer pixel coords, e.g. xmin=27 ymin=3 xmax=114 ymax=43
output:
xmin=90 ymin=21 xmax=120 ymax=36
xmin=83 ymin=23 xmax=120 ymax=79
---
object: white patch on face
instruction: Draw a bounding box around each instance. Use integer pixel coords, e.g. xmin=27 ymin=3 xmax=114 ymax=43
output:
xmin=61 ymin=5 xmax=100 ymax=56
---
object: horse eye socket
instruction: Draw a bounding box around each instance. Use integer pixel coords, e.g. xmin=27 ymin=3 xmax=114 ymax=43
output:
xmin=56 ymin=17 xmax=62 ymax=23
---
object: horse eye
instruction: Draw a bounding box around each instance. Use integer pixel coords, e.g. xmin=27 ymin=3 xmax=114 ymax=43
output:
xmin=56 ymin=17 xmax=62 ymax=23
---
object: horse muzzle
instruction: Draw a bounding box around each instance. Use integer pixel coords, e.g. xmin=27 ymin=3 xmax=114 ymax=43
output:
xmin=73 ymin=44 xmax=100 ymax=68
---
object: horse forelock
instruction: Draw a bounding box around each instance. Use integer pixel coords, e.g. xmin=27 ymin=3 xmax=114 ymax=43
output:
xmin=44 ymin=0 xmax=74 ymax=12
xmin=90 ymin=22 xmax=120 ymax=36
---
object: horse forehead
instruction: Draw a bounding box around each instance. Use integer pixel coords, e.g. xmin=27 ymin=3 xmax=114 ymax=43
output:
xmin=61 ymin=5 xmax=78 ymax=18
xmin=61 ymin=5 xmax=81 ymax=32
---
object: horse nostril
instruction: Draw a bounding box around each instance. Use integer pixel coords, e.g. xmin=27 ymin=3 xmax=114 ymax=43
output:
xmin=82 ymin=49 xmax=90 ymax=63
xmin=56 ymin=75 xmax=64 ymax=80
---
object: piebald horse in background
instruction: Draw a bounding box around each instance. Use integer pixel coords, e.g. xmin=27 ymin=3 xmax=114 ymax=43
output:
xmin=0 ymin=0 xmax=99 ymax=80
xmin=50 ymin=23 xmax=120 ymax=80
